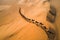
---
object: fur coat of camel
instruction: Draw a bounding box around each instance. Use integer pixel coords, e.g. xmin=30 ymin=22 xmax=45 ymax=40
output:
xmin=0 ymin=0 xmax=57 ymax=40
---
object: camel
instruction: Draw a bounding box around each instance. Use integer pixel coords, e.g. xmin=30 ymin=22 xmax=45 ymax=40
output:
xmin=0 ymin=0 xmax=57 ymax=40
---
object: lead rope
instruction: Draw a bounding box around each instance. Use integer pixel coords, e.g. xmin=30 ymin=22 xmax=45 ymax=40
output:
xmin=19 ymin=8 xmax=56 ymax=40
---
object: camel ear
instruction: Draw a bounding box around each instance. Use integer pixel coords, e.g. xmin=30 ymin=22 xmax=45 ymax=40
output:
xmin=47 ymin=6 xmax=56 ymax=23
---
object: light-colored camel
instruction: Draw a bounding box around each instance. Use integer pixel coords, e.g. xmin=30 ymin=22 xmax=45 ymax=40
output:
xmin=0 ymin=0 xmax=57 ymax=40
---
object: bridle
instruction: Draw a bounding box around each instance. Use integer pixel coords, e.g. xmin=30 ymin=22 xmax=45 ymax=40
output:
xmin=19 ymin=8 xmax=56 ymax=40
